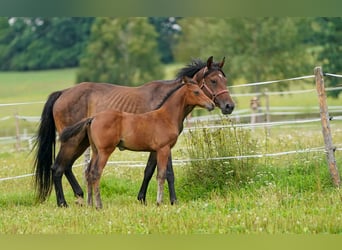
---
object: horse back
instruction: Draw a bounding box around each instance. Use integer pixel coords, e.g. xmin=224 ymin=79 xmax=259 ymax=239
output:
xmin=52 ymin=80 xmax=181 ymax=134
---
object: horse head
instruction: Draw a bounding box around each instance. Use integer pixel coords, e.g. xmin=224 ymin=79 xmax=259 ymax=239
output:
xmin=181 ymin=76 xmax=215 ymax=112
xmin=193 ymin=56 xmax=235 ymax=115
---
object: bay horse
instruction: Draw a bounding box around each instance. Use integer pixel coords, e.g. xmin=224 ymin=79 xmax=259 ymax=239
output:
xmin=33 ymin=56 xmax=235 ymax=207
xmin=60 ymin=79 xmax=215 ymax=208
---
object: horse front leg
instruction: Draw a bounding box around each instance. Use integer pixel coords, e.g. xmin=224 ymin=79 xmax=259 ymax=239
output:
xmin=166 ymin=154 xmax=177 ymax=205
xmin=138 ymin=152 xmax=177 ymax=205
xmin=137 ymin=152 xmax=157 ymax=204
xmin=156 ymin=147 xmax=170 ymax=206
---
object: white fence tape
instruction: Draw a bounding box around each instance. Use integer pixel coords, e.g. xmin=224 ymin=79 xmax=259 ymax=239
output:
xmin=1 ymin=72 xmax=341 ymax=182
xmin=2 ymin=146 xmax=341 ymax=182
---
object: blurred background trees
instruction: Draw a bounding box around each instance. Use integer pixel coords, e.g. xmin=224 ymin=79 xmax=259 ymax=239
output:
xmin=76 ymin=17 xmax=164 ymax=86
xmin=0 ymin=17 xmax=94 ymax=70
xmin=0 ymin=17 xmax=341 ymax=96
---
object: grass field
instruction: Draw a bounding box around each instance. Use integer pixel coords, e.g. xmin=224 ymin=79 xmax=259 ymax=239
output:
xmin=0 ymin=67 xmax=342 ymax=234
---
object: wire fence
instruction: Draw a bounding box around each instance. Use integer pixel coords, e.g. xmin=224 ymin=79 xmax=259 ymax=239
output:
xmin=0 ymin=69 xmax=341 ymax=182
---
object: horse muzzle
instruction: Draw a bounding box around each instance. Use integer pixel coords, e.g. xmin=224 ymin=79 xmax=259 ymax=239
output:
xmin=206 ymin=102 xmax=215 ymax=112
xmin=220 ymin=103 xmax=235 ymax=115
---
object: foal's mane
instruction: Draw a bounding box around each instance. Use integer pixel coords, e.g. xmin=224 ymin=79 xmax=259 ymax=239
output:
xmin=155 ymin=83 xmax=186 ymax=110
xmin=176 ymin=58 xmax=225 ymax=79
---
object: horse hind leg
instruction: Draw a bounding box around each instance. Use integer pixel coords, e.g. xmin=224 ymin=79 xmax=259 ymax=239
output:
xmin=85 ymin=156 xmax=96 ymax=207
xmin=52 ymin=137 xmax=88 ymax=207
xmin=85 ymin=149 xmax=112 ymax=209
xmin=51 ymin=152 xmax=70 ymax=207
xmin=64 ymin=138 xmax=90 ymax=206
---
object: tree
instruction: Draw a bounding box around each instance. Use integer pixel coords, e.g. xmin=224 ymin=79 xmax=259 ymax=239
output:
xmin=314 ymin=17 xmax=342 ymax=98
xmin=174 ymin=18 xmax=315 ymax=91
xmin=77 ymin=17 xmax=164 ymax=86
xmin=0 ymin=17 xmax=94 ymax=70
xmin=148 ymin=17 xmax=182 ymax=64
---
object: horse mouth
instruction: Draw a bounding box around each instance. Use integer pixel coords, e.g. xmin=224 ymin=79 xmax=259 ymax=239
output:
xmin=220 ymin=104 xmax=234 ymax=115
xmin=206 ymin=102 xmax=215 ymax=111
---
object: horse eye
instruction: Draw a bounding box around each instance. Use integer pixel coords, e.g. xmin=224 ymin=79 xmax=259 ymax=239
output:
xmin=194 ymin=90 xmax=200 ymax=96
xmin=211 ymin=80 xmax=217 ymax=85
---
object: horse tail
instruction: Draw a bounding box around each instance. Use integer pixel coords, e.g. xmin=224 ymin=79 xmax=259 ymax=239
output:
xmin=33 ymin=90 xmax=63 ymax=203
xmin=59 ymin=118 xmax=93 ymax=143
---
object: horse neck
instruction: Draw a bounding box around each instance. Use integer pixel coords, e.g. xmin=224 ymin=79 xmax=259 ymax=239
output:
xmin=138 ymin=80 xmax=184 ymax=109
xmin=158 ymin=86 xmax=190 ymax=130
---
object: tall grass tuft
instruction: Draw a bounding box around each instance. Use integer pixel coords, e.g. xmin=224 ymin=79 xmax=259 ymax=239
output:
xmin=180 ymin=117 xmax=258 ymax=199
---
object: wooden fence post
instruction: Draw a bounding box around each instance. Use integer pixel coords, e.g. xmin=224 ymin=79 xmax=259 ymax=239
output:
xmin=315 ymin=66 xmax=340 ymax=187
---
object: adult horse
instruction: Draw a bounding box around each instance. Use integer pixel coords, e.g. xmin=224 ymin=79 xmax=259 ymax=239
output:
xmin=59 ymin=79 xmax=215 ymax=208
xmin=33 ymin=56 xmax=235 ymax=207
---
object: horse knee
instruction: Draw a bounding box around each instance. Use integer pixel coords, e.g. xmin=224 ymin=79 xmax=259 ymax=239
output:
xmin=85 ymin=166 xmax=100 ymax=184
xmin=51 ymin=164 xmax=64 ymax=179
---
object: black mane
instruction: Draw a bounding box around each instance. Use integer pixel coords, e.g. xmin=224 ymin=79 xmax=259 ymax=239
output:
xmin=176 ymin=58 xmax=225 ymax=79
xmin=155 ymin=83 xmax=185 ymax=110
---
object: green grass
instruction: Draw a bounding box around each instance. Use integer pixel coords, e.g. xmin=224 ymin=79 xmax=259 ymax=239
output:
xmin=0 ymin=67 xmax=342 ymax=234
xmin=0 ymin=123 xmax=341 ymax=234
xmin=0 ymin=68 xmax=76 ymax=102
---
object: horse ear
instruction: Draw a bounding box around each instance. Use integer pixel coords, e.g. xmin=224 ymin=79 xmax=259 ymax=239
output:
xmin=206 ymin=56 xmax=214 ymax=69
xmin=182 ymin=76 xmax=197 ymax=85
xmin=182 ymin=76 xmax=191 ymax=83
xmin=218 ymin=57 xmax=225 ymax=68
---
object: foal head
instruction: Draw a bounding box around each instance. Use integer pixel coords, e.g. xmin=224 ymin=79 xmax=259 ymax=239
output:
xmin=182 ymin=77 xmax=215 ymax=112
xmin=178 ymin=56 xmax=235 ymax=115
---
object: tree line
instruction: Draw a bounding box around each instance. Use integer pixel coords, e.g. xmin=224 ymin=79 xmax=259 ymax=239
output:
xmin=0 ymin=17 xmax=341 ymax=96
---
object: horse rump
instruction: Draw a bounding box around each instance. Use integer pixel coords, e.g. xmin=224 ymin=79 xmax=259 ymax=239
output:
xmin=59 ymin=118 xmax=93 ymax=143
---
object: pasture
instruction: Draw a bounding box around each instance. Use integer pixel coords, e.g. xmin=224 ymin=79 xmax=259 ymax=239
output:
xmin=0 ymin=67 xmax=341 ymax=234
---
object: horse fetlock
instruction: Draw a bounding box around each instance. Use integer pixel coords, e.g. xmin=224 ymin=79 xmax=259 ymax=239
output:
xmin=75 ymin=196 xmax=85 ymax=206
xmin=156 ymin=178 xmax=165 ymax=205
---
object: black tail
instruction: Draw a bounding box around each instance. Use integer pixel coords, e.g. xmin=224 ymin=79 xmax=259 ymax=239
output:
xmin=33 ymin=91 xmax=63 ymax=203
xmin=59 ymin=118 xmax=92 ymax=143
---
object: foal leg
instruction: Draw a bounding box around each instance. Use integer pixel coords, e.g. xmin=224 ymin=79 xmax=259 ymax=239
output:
xmin=156 ymin=147 xmax=170 ymax=206
xmin=85 ymin=149 xmax=112 ymax=209
xmin=85 ymin=156 xmax=96 ymax=207
xmin=137 ymin=152 xmax=177 ymax=205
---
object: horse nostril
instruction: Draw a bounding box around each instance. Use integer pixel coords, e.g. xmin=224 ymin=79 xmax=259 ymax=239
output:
xmin=226 ymin=103 xmax=235 ymax=111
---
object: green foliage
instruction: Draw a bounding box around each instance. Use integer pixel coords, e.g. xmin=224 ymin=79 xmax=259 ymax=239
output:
xmin=148 ymin=17 xmax=182 ymax=64
xmin=180 ymin=118 xmax=258 ymax=199
xmin=76 ymin=17 xmax=164 ymax=86
xmin=174 ymin=17 xmax=315 ymax=91
xmin=313 ymin=17 xmax=342 ymax=98
xmin=0 ymin=17 xmax=94 ymax=70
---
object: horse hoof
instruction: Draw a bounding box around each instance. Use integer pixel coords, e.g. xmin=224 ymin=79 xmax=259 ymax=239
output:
xmin=170 ymin=200 xmax=178 ymax=205
xmin=137 ymin=196 xmax=147 ymax=205
xmin=58 ymin=202 xmax=68 ymax=208
xmin=75 ymin=197 xmax=85 ymax=206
